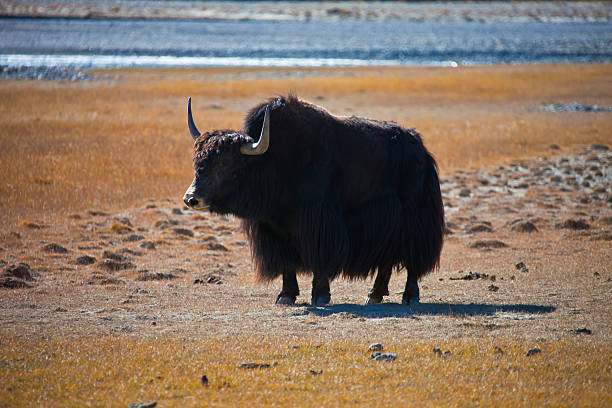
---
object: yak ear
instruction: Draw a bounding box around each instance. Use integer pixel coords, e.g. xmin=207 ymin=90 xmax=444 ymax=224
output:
xmin=187 ymin=97 xmax=201 ymax=140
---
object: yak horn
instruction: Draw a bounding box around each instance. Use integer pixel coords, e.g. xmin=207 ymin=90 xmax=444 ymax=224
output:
xmin=241 ymin=105 xmax=270 ymax=156
xmin=187 ymin=97 xmax=201 ymax=140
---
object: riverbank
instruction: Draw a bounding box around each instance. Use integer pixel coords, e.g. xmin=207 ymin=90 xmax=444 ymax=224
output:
xmin=2 ymin=1 xmax=610 ymax=23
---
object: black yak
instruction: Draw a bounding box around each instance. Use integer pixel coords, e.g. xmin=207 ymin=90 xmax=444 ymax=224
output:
xmin=183 ymin=95 xmax=444 ymax=306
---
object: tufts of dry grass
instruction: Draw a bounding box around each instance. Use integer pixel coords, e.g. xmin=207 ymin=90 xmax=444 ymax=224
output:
xmin=0 ymin=335 xmax=609 ymax=407
xmin=1 ymin=64 xmax=610 ymax=229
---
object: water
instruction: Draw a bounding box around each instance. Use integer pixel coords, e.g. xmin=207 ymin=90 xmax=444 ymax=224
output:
xmin=1 ymin=17 xmax=611 ymax=68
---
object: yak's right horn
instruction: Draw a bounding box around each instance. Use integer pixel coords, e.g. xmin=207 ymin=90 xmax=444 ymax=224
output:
xmin=241 ymin=105 xmax=270 ymax=156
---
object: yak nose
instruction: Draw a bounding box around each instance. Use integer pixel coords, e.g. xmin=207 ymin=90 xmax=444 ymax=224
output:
xmin=184 ymin=196 xmax=199 ymax=207
xmin=183 ymin=182 xmax=208 ymax=211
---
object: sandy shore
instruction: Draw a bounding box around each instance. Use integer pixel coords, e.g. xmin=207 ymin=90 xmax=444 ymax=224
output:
xmin=2 ymin=1 xmax=610 ymax=22
xmin=0 ymin=63 xmax=611 ymax=406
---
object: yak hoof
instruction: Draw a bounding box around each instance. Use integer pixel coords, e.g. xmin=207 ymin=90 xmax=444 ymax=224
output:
xmin=402 ymin=296 xmax=420 ymax=307
xmin=311 ymin=295 xmax=330 ymax=306
xmin=275 ymin=295 xmax=296 ymax=306
xmin=365 ymin=295 xmax=383 ymax=305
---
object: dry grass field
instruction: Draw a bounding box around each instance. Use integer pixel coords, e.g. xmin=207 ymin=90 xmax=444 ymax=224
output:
xmin=0 ymin=63 xmax=611 ymax=407
xmin=1 ymin=64 xmax=610 ymax=228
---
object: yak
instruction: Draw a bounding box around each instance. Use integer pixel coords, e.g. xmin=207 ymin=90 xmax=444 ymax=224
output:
xmin=183 ymin=94 xmax=444 ymax=306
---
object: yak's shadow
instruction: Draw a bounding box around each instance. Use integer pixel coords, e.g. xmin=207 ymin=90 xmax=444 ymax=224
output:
xmin=303 ymin=302 xmax=556 ymax=319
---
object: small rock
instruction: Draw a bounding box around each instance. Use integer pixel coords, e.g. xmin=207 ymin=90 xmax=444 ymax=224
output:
xmin=555 ymin=219 xmax=590 ymax=230
xmin=201 ymin=375 xmax=209 ymax=386
xmin=206 ymin=242 xmax=229 ymax=252
xmin=128 ymin=402 xmax=157 ymax=408
xmin=238 ymin=363 xmax=271 ymax=369
xmin=139 ymin=241 xmax=156 ymax=250
xmin=76 ymin=255 xmax=96 ymax=265
xmin=21 ymin=220 xmax=44 ymax=229
xmin=370 ymin=352 xmax=397 ymax=362
xmin=465 ymin=223 xmax=493 ymax=233
xmin=154 ymin=219 xmax=179 ymax=229
xmin=570 ymin=328 xmax=592 ymax=335
xmin=110 ymin=222 xmax=132 ymax=234
xmin=515 ymin=262 xmax=529 ymax=273
xmin=173 ymin=228 xmax=194 ymax=237
xmin=368 ymin=343 xmax=383 ymax=351
xmin=121 ymin=248 xmax=143 ymax=257
xmin=88 ymin=210 xmax=108 ymax=216
xmin=309 ymin=369 xmax=323 ymax=376
xmin=102 ymin=251 xmax=128 ymax=262
xmin=194 ymin=274 xmax=223 ymax=284
xmin=172 ymin=208 xmax=183 ymax=215
xmin=470 ymin=240 xmax=508 ymax=249
xmin=97 ymin=259 xmax=135 ymax=271
xmin=458 ymin=188 xmax=471 ymax=197
xmin=124 ymin=234 xmax=145 ymax=242
xmin=526 ymin=348 xmax=541 ymax=356
xmin=590 ymin=144 xmax=609 ymax=151
xmin=114 ymin=217 xmax=133 ymax=227
xmin=449 ymin=271 xmax=493 ymax=281
xmin=433 ymin=347 xmax=451 ymax=356
xmin=88 ymin=273 xmax=124 ymax=285
xmin=136 ymin=271 xmax=177 ymax=281
xmin=3 ymin=263 xmax=35 ymax=280
xmin=511 ymin=221 xmax=539 ymax=233
xmin=488 ymin=285 xmax=499 ymax=292
xmin=446 ymin=221 xmax=459 ymax=229
xmin=42 ymin=243 xmax=68 ymax=254
xmin=0 ymin=277 xmax=33 ymax=289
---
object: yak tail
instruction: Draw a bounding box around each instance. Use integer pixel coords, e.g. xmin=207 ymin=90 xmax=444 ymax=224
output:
xmin=403 ymin=152 xmax=445 ymax=279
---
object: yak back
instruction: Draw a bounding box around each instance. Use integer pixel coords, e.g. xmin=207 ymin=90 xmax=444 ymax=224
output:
xmin=241 ymin=95 xmax=429 ymax=213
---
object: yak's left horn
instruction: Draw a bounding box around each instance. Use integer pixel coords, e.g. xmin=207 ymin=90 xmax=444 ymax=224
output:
xmin=187 ymin=97 xmax=201 ymax=140
xmin=241 ymin=105 xmax=270 ymax=156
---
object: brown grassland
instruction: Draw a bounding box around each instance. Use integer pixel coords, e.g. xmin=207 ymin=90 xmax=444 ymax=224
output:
xmin=0 ymin=63 xmax=611 ymax=407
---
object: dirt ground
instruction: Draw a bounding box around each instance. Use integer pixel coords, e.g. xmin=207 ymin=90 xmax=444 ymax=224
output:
xmin=0 ymin=64 xmax=611 ymax=407
xmin=1 ymin=143 xmax=610 ymax=342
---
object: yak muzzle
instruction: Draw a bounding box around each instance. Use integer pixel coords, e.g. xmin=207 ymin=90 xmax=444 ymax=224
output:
xmin=183 ymin=181 xmax=208 ymax=211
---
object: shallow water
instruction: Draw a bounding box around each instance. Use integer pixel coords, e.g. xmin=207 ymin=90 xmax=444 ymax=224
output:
xmin=1 ymin=17 xmax=611 ymax=68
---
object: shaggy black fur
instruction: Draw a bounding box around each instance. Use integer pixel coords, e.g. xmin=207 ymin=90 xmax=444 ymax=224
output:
xmin=189 ymin=94 xmax=444 ymax=304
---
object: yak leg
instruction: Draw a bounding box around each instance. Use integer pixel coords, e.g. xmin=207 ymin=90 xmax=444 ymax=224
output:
xmin=402 ymin=271 xmax=420 ymax=305
xmin=311 ymin=274 xmax=331 ymax=306
xmin=366 ymin=266 xmax=392 ymax=305
xmin=276 ymin=270 xmax=299 ymax=305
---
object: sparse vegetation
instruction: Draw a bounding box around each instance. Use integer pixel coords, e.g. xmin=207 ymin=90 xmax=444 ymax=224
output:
xmin=0 ymin=336 xmax=610 ymax=407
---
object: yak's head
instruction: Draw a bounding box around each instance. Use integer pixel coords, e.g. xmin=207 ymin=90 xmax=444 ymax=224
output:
xmin=183 ymin=98 xmax=270 ymax=215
